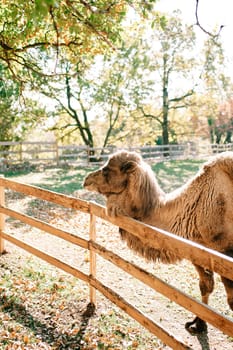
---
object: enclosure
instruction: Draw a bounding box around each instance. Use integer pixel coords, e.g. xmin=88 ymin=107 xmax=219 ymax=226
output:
xmin=0 ymin=176 xmax=233 ymax=349
xmin=1 ymin=141 xmax=233 ymax=169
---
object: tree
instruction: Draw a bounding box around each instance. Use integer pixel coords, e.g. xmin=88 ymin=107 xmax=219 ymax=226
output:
xmin=28 ymin=6 xmax=232 ymax=150
xmin=194 ymin=35 xmax=232 ymax=144
xmin=37 ymin=54 xmax=132 ymax=153
xmin=210 ymin=99 xmax=233 ymax=144
xmin=129 ymin=11 xmax=198 ymax=145
xmin=0 ymin=63 xmax=46 ymax=158
xmin=37 ymin=36 xmax=160 ymax=150
xmin=37 ymin=68 xmax=95 ymax=147
xmin=0 ymin=64 xmax=39 ymax=140
xmin=0 ymin=0 xmax=157 ymax=82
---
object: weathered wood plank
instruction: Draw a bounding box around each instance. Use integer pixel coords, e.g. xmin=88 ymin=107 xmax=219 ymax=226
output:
xmin=89 ymin=202 xmax=233 ymax=281
xmin=90 ymin=241 xmax=233 ymax=337
xmin=90 ymin=277 xmax=192 ymax=350
xmin=0 ymin=205 xmax=88 ymax=249
xmin=1 ymin=231 xmax=89 ymax=283
xmin=0 ymin=178 xmax=90 ymax=213
xmin=89 ymin=214 xmax=97 ymax=304
xmin=0 ymin=178 xmax=5 ymax=254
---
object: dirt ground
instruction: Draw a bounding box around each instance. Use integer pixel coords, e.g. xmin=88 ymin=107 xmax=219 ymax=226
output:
xmin=0 ymin=185 xmax=232 ymax=350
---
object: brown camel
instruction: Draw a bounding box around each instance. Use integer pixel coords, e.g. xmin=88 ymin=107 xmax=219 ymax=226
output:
xmin=83 ymin=150 xmax=233 ymax=333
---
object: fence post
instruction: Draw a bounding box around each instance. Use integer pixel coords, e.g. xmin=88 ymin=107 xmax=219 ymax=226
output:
xmin=87 ymin=146 xmax=90 ymax=165
xmin=19 ymin=142 xmax=23 ymax=162
xmin=55 ymin=141 xmax=59 ymax=166
xmin=0 ymin=177 xmax=5 ymax=254
xmin=89 ymin=213 xmax=96 ymax=304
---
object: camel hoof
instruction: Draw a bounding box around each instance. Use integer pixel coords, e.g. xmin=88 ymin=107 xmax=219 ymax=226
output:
xmin=185 ymin=317 xmax=207 ymax=334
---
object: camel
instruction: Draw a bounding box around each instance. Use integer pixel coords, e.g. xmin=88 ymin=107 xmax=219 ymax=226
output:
xmin=83 ymin=150 xmax=233 ymax=333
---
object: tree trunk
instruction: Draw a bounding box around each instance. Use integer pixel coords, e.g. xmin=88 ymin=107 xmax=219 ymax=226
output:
xmin=162 ymin=54 xmax=169 ymax=150
xmin=162 ymin=80 xmax=169 ymax=156
xmin=207 ymin=117 xmax=215 ymax=144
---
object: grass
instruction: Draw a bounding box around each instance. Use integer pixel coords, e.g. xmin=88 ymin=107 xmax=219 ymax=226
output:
xmin=152 ymin=159 xmax=204 ymax=192
xmin=2 ymin=159 xmax=205 ymax=194
xmin=4 ymin=166 xmax=97 ymax=194
xmin=28 ymin=167 xmax=95 ymax=194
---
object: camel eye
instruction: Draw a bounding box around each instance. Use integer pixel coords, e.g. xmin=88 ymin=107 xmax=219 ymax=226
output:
xmin=102 ymin=167 xmax=109 ymax=177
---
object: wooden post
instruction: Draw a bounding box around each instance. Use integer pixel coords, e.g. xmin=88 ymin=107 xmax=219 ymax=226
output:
xmin=55 ymin=141 xmax=59 ymax=167
xmin=0 ymin=177 xmax=5 ymax=254
xmin=19 ymin=142 xmax=23 ymax=162
xmin=87 ymin=146 xmax=90 ymax=165
xmin=89 ymin=213 xmax=96 ymax=304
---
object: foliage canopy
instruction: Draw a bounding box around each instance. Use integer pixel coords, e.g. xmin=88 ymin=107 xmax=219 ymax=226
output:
xmin=0 ymin=0 xmax=157 ymax=81
xmin=1 ymin=0 xmax=232 ymax=147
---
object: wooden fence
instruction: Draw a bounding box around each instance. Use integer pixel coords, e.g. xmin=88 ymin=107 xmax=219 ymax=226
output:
xmin=1 ymin=141 xmax=233 ymax=168
xmin=0 ymin=178 xmax=233 ymax=349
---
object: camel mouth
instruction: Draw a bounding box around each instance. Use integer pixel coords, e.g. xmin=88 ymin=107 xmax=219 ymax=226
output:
xmin=98 ymin=189 xmax=121 ymax=197
xmin=83 ymin=181 xmax=111 ymax=196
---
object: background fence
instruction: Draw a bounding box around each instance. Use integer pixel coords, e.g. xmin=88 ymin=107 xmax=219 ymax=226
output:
xmin=0 ymin=178 xmax=232 ymax=349
xmin=1 ymin=141 xmax=233 ymax=169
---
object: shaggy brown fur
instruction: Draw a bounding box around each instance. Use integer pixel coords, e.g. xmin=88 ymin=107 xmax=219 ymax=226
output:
xmin=84 ymin=150 xmax=233 ymax=333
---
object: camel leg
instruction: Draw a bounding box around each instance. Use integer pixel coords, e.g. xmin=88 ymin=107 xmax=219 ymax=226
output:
xmin=185 ymin=264 xmax=214 ymax=334
xmin=221 ymin=276 xmax=233 ymax=310
xmin=221 ymin=249 xmax=233 ymax=310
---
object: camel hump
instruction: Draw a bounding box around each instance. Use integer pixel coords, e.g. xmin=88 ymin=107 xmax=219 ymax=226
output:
xmin=204 ymin=151 xmax=233 ymax=177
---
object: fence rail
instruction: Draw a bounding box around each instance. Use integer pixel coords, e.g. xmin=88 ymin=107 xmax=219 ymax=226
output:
xmin=1 ymin=141 xmax=233 ymax=168
xmin=0 ymin=178 xmax=233 ymax=349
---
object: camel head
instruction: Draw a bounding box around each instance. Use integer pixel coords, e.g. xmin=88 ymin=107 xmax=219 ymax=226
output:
xmin=83 ymin=150 xmax=142 ymax=197
xmin=84 ymin=150 xmax=165 ymax=219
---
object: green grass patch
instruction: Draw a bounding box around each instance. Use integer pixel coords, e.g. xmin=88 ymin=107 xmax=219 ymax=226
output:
xmin=4 ymin=166 xmax=98 ymax=194
xmin=152 ymin=159 xmax=205 ymax=192
xmin=4 ymin=159 xmax=205 ymax=195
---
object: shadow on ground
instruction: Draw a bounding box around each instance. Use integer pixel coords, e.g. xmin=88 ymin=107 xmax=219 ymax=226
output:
xmin=0 ymin=292 xmax=95 ymax=349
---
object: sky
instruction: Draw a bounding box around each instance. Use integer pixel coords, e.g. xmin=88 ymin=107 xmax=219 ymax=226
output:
xmin=156 ymin=0 xmax=233 ymax=77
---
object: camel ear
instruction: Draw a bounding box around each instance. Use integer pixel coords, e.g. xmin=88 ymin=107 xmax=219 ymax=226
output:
xmin=120 ymin=161 xmax=137 ymax=173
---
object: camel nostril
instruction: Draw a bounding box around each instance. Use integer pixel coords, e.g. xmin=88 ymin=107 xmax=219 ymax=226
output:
xmin=83 ymin=177 xmax=91 ymax=188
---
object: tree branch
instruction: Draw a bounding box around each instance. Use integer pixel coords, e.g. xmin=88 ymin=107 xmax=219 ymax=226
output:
xmin=65 ymin=0 xmax=116 ymax=49
xmin=169 ymin=103 xmax=192 ymax=110
xmin=195 ymin=0 xmax=224 ymax=37
xmin=79 ymin=0 xmax=116 ymax=14
xmin=49 ymin=6 xmax=60 ymax=73
xmin=138 ymin=106 xmax=163 ymax=125
xmin=169 ymin=89 xmax=194 ymax=103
